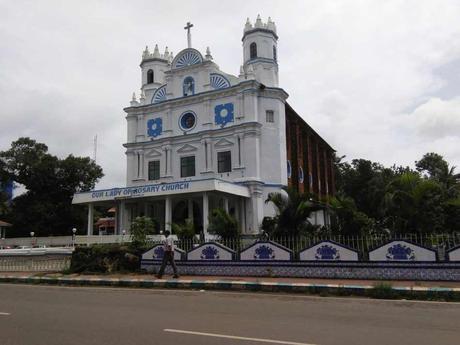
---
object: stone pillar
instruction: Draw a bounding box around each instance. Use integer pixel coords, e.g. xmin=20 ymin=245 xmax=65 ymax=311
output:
xmin=247 ymin=183 xmax=264 ymax=234
xmin=165 ymin=196 xmax=172 ymax=232
xmin=202 ymin=192 xmax=209 ymax=235
xmin=119 ymin=200 xmax=126 ymax=234
xmin=87 ymin=203 xmax=94 ymax=236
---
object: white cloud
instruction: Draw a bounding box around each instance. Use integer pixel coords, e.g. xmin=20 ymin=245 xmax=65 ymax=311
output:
xmin=1 ymin=0 xmax=460 ymax=187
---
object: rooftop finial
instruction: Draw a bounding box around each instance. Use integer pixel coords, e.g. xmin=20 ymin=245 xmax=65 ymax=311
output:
xmin=142 ymin=45 xmax=150 ymax=58
xmin=184 ymin=21 xmax=194 ymax=48
xmin=130 ymin=92 xmax=138 ymax=106
xmin=139 ymin=89 xmax=146 ymax=104
xmin=205 ymin=46 xmax=213 ymax=60
xmin=153 ymin=44 xmax=160 ymax=58
xmin=255 ymin=14 xmax=263 ymax=28
xmin=164 ymin=46 xmax=169 ymax=59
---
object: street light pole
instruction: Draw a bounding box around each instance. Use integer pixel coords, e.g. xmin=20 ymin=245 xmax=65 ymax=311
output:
xmin=30 ymin=231 xmax=35 ymax=248
xmin=72 ymin=228 xmax=77 ymax=248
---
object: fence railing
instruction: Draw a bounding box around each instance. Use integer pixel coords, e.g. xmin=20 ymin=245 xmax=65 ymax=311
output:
xmin=2 ymin=233 xmax=460 ymax=259
xmin=146 ymin=233 xmax=460 ymax=260
xmin=0 ymin=255 xmax=71 ymax=272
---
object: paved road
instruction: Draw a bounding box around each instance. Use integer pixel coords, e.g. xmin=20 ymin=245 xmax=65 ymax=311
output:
xmin=1 ymin=284 xmax=459 ymax=345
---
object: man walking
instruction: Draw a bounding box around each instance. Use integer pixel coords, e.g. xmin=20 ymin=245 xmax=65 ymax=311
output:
xmin=156 ymin=230 xmax=179 ymax=279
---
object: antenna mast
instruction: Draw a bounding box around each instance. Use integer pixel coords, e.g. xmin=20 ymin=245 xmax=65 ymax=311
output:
xmin=93 ymin=135 xmax=98 ymax=162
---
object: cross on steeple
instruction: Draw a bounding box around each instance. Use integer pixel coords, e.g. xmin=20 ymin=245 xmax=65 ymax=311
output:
xmin=184 ymin=21 xmax=193 ymax=48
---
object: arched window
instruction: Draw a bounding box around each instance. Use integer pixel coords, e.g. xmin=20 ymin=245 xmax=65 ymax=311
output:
xmin=183 ymin=76 xmax=195 ymax=96
xmin=273 ymin=46 xmax=277 ymax=62
xmin=147 ymin=69 xmax=154 ymax=84
xmin=250 ymin=42 xmax=257 ymax=59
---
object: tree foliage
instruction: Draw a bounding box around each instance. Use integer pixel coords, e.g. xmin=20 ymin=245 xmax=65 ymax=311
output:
xmin=333 ymin=152 xmax=460 ymax=234
xmin=207 ymin=208 xmax=239 ymax=238
xmin=129 ymin=216 xmax=156 ymax=247
xmin=0 ymin=137 xmax=103 ymax=237
xmin=262 ymin=187 xmax=323 ymax=237
xmin=171 ymin=219 xmax=196 ymax=240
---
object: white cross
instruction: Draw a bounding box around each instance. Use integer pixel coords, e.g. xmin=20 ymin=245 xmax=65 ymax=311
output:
xmin=184 ymin=22 xmax=193 ymax=48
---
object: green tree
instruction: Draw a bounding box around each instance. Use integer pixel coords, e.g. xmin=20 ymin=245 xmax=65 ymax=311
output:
xmin=329 ymin=193 xmax=376 ymax=236
xmin=263 ymin=187 xmax=322 ymax=237
xmin=171 ymin=219 xmax=196 ymax=241
xmin=0 ymin=137 xmax=103 ymax=237
xmin=207 ymin=208 xmax=239 ymax=238
xmin=383 ymin=172 xmax=445 ymax=233
xmin=129 ymin=216 xmax=156 ymax=247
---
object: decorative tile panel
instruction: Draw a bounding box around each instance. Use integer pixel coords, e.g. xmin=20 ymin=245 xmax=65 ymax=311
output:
xmin=141 ymin=244 xmax=185 ymax=261
xmin=240 ymin=241 xmax=292 ymax=261
xmin=187 ymin=242 xmax=235 ymax=261
xmin=299 ymin=241 xmax=359 ymax=261
xmin=369 ymin=240 xmax=437 ymax=262
xmin=447 ymin=246 xmax=460 ymax=261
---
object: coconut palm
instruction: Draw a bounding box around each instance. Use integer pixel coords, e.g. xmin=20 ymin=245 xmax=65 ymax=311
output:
xmin=263 ymin=187 xmax=323 ymax=237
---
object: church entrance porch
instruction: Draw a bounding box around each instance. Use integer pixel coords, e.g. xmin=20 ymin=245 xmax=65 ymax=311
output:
xmin=110 ymin=191 xmax=246 ymax=237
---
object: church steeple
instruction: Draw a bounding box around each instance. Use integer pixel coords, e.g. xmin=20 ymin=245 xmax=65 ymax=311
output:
xmin=242 ymin=15 xmax=279 ymax=87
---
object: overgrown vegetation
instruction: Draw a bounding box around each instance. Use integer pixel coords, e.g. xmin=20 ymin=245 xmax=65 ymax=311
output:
xmin=69 ymin=244 xmax=144 ymax=273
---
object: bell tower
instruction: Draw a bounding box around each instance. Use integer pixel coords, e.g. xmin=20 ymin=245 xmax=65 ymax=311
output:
xmin=242 ymin=15 xmax=278 ymax=87
xmin=140 ymin=44 xmax=172 ymax=102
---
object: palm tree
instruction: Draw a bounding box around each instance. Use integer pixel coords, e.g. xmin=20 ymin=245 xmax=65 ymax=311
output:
xmin=383 ymin=172 xmax=444 ymax=234
xmin=263 ymin=187 xmax=323 ymax=237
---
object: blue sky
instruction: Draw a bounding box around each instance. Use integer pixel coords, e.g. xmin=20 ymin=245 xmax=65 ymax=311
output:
xmin=1 ymin=0 xmax=459 ymax=188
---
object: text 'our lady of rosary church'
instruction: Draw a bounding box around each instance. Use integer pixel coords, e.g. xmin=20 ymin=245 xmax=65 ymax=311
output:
xmin=72 ymin=16 xmax=336 ymax=236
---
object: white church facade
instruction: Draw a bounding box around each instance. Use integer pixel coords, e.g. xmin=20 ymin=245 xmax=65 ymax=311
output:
xmin=72 ymin=17 xmax=335 ymax=236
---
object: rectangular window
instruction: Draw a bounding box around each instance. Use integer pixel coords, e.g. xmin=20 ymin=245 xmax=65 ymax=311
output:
xmin=266 ymin=110 xmax=274 ymax=123
xmin=148 ymin=160 xmax=160 ymax=180
xmin=218 ymin=151 xmax=232 ymax=173
xmin=180 ymin=156 xmax=195 ymax=177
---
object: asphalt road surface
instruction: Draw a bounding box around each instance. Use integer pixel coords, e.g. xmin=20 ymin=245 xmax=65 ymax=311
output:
xmin=1 ymin=284 xmax=459 ymax=345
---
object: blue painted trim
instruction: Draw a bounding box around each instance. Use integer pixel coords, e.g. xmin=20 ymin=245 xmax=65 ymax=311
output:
xmin=124 ymin=81 xmax=289 ymax=112
xmin=178 ymin=110 xmax=197 ymax=131
xmin=75 ymin=177 xmax=284 ymax=197
xmin=141 ymin=260 xmax=460 ymax=269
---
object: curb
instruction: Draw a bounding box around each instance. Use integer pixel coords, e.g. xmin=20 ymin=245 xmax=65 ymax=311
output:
xmin=1 ymin=275 xmax=459 ymax=301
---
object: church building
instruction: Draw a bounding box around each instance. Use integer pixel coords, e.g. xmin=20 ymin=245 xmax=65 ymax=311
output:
xmin=72 ymin=16 xmax=336 ymax=236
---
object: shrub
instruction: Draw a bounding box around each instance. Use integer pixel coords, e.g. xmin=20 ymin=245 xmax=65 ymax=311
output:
xmin=69 ymin=243 xmax=146 ymax=273
xmin=171 ymin=219 xmax=196 ymax=240
xmin=207 ymin=208 xmax=239 ymax=238
xmin=130 ymin=216 xmax=157 ymax=247
xmin=368 ymin=282 xmax=397 ymax=299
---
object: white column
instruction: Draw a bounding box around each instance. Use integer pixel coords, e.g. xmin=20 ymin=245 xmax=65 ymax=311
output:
xmin=119 ymin=200 xmax=126 ymax=234
xmin=165 ymin=196 xmax=172 ymax=232
xmin=87 ymin=204 xmax=94 ymax=236
xmin=188 ymin=199 xmax=194 ymax=221
xmin=168 ymin=147 xmax=173 ymax=176
xmin=223 ymin=197 xmax=229 ymax=213
xmin=202 ymin=193 xmax=209 ymax=235
xmin=240 ymin=198 xmax=246 ymax=234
